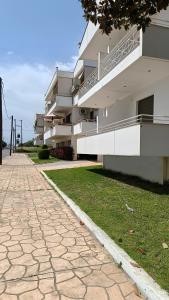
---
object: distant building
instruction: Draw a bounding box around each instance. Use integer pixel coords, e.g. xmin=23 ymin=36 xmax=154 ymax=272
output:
xmin=34 ymin=114 xmax=44 ymax=146
xmin=44 ymin=69 xmax=97 ymax=160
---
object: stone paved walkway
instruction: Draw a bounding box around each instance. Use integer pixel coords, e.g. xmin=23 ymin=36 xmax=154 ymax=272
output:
xmin=0 ymin=154 xmax=144 ymax=300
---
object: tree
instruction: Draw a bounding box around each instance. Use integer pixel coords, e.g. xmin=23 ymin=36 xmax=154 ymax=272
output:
xmin=80 ymin=0 xmax=169 ymax=34
xmin=22 ymin=140 xmax=34 ymax=147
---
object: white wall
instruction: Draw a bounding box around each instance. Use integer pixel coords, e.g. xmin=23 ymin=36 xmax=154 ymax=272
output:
xmin=96 ymin=75 xmax=169 ymax=131
xmin=74 ymin=121 xmax=97 ymax=135
xmin=77 ymin=125 xmax=141 ymax=156
xmin=58 ymin=77 xmax=72 ymax=97
xmin=98 ymin=96 xmax=135 ymax=128
xmin=103 ymin=156 xmax=165 ymax=184
xmin=133 ymin=75 xmax=169 ymax=119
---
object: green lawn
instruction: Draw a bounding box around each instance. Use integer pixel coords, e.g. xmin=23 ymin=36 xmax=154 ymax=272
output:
xmin=16 ymin=147 xmax=39 ymax=153
xmin=28 ymin=153 xmax=59 ymax=164
xmin=45 ymin=166 xmax=169 ymax=292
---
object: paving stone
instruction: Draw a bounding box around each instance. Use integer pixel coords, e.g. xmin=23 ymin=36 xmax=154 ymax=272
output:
xmin=75 ymin=267 xmax=92 ymax=278
xmin=85 ymin=287 xmax=108 ymax=300
xmin=61 ymin=238 xmax=76 ymax=247
xmin=51 ymin=258 xmax=72 ymax=271
xmin=107 ymin=285 xmax=125 ymax=300
xmin=0 ymin=154 xmax=144 ymax=300
xmin=0 ymin=259 xmax=10 ymax=274
xmin=0 ymin=294 xmax=17 ymax=300
xmin=120 ymin=282 xmax=136 ymax=297
xmin=5 ymin=265 xmax=25 ymax=280
xmin=102 ymin=264 xmax=119 ymax=277
xmin=19 ymin=289 xmax=43 ymax=300
xmin=109 ymin=272 xmax=129 ymax=283
xmin=0 ymin=245 xmax=7 ymax=253
xmin=6 ymin=280 xmax=37 ymax=294
xmin=49 ymin=245 xmax=67 ymax=257
xmin=55 ymin=271 xmax=74 ymax=284
xmin=8 ymin=251 xmax=23 ymax=259
xmin=44 ymin=292 xmax=60 ymax=300
xmin=62 ymin=252 xmax=79 ymax=261
xmin=57 ymin=277 xmax=86 ymax=298
xmin=11 ymin=254 xmax=36 ymax=266
xmin=82 ymin=270 xmax=114 ymax=287
xmin=39 ymin=278 xmax=55 ymax=294
xmin=126 ymin=293 xmax=143 ymax=300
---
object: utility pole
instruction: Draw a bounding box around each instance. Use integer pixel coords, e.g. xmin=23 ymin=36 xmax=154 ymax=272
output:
xmin=10 ymin=115 xmax=13 ymax=156
xmin=0 ymin=78 xmax=2 ymax=165
xmin=20 ymin=120 xmax=23 ymax=148
xmin=12 ymin=126 xmax=15 ymax=153
xmin=14 ymin=119 xmax=16 ymax=151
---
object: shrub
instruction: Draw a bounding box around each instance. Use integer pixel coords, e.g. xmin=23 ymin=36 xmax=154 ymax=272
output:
xmin=41 ymin=144 xmax=48 ymax=149
xmin=38 ymin=149 xmax=50 ymax=159
xmin=50 ymin=146 xmax=73 ymax=160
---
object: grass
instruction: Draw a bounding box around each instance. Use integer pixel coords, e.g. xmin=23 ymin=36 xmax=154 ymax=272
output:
xmin=45 ymin=166 xmax=169 ymax=292
xmin=16 ymin=147 xmax=40 ymax=153
xmin=28 ymin=153 xmax=60 ymax=164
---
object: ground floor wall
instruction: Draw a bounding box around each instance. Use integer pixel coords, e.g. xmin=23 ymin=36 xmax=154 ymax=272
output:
xmin=103 ymin=155 xmax=169 ymax=184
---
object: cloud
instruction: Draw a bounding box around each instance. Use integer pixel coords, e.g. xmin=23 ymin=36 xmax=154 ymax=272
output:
xmin=55 ymin=56 xmax=78 ymax=71
xmin=7 ymin=51 xmax=14 ymax=56
xmin=0 ymin=56 xmax=77 ymax=143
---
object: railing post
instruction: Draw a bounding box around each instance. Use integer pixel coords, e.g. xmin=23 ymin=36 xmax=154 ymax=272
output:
xmin=96 ymin=115 xmax=99 ymax=134
xmin=98 ymin=51 xmax=108 ymax=80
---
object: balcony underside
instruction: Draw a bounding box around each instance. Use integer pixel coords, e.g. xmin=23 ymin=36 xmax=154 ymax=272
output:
xmin=77 ymin=124 xmax=169 ymax=157
xmin=44 ymin=125 xmax=72 ymax=141
xmin=47 ymin=96 xmax=72 ymax=117
xmin=73 ymin=121 xmax=97 ymax=136
xmin=78 ymin=56 xmax=169 ymax=108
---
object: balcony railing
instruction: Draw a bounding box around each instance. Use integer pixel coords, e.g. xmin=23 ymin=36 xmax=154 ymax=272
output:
xmin=83 ymin=114 xmax=169 ymax=137
xmin=79 ymin=68 xmax=98 ymax=98
xmin=100 ymin=27 xmax=140 ymax=79
xmin=79 ymin=27 xmax=140 ymax=98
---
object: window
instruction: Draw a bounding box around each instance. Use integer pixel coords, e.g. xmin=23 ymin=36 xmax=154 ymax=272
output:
xmin=137 ymin=95 xmax=154 ymax=122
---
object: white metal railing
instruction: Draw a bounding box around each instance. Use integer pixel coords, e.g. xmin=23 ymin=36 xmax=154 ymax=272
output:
xmin=79 ymin=27 xmax=140 ymax=98
xmin=79 ymin=68 xmax=98 ymax=98
xmin=83 ymin=114 xmax=169 ymax=137
xmin=100 ymin=27 xmax=140 ymax=79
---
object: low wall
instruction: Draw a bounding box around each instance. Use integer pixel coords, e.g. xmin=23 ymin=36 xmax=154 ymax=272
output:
xmin=103 ymin=155 xmax=165 ymax=184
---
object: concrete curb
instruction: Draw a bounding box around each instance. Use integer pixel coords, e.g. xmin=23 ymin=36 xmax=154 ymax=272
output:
xmin=41 ymin=170 xmax=169 ymax=300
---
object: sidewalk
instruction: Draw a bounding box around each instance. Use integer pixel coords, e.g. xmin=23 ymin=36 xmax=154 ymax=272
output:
xmin=0 ymin=154 xmax=143 ymax=300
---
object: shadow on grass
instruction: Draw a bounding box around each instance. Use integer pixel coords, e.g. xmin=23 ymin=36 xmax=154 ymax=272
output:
xmin=88 ymin=168 xmax=169 ymax=195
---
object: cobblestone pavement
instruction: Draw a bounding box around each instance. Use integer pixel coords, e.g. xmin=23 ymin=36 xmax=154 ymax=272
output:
xmin=0 ymin=154 xmax=144 ymax=300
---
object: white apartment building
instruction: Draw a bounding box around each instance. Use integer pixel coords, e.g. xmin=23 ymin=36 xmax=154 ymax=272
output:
xmin=44 ymin=68 xmax=97 ymax=160
xmin=34 ymin=114 xmax=44 ymax=146
xmin=75 ymin=9 xmax=169 ymax=184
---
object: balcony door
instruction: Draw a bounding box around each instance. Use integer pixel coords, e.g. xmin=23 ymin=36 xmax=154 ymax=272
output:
xmin=137 ymin=95 xmax=154 ymax=122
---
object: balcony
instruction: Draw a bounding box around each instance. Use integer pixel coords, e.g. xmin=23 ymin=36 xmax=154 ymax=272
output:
xmin=73 ymin=120 xmax=97 ymax=136
xmin=46 ymin=95 xmax=73 ymax=116
xmin=34 ymin=126 xmax=44 ymax=135
xmin=78 ymin=26 xmax=169 ymax=108
xmin=34 ymin=134 xmax=43 ymax=146
xmin=77 ymin=115 xmax=169 ymax=157
xmin=44 ymin=124 xmax=72 ymax=141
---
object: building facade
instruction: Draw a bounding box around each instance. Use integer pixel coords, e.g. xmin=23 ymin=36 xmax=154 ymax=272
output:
xmin=75 ymin=9 xmax=169 ymax=184
xmin=44 ymin=68 xmax=97 ymax=160
xmin=43 ymin=8 xmax=169 ymax=183
xmin=34 ymin=114 xmax=44 ymax=146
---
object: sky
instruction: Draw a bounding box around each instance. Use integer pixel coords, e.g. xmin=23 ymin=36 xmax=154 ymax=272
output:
xmin=0 ymin=0 xmax=86 ymax=143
